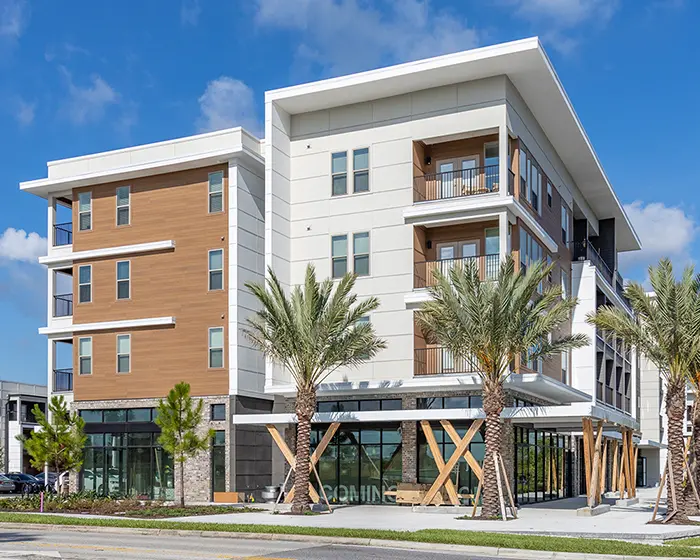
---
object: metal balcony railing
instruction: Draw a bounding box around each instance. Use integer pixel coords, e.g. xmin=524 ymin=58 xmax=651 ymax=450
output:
xmin=53 ymin=293 xmax=73 ymax=317
xmin=414 ymin=254 xmax=500 ymax=289
xmin=572 ymin=239 xmax=613 ymax=285
xmin=53 ymin=223 xmax=72 ymax=246
xmin=414 ymin=347 xmax=477 ymax=376
xmin=414 ymin=164 xmax=500 ymax=202
xmin=53 ymin=368 xmax=73 ymax=392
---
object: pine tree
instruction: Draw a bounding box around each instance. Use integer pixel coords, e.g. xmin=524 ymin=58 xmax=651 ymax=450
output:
xmin=155 ymin=382 xmax=213 ymax=507
xmin=19 ymin=395 xmax=86 ymax=479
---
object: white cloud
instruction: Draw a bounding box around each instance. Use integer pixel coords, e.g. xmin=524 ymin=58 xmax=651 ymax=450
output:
xmin=0 ymin=0 xmax=28 ymax=39
xmin=15 ymin=98 xmax=34 ymax=126
xmin=59 ymin=67 xmax=119 ymax=125
xmin=180 ymin=0 xmax=201 ymax=25
xmin=619 ymin=201 xmax=697 ymax=273
xmin=503 ymin=0 xmax=619 ymax=53
xmin=196 ymin=76 xmax=259 ymax=134
xmin=255 ymin=0 xmax=480 ymax=76
xmin=0 ymin=228 xmax=46 ymax=264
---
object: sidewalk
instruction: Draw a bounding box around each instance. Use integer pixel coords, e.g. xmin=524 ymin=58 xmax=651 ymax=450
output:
xmin=166 ymin=488 xmax=700 ymax=543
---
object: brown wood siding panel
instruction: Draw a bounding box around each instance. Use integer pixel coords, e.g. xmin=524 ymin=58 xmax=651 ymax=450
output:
xmin=71 ymin=166 xmax=229 ymax=400
xmin=422 ymin=135 xmax=498 ymax=174
xmin=421 ymin=221 xmax=498 ymax=262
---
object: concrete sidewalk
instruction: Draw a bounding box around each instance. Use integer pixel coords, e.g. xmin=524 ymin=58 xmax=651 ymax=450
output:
xmin=166 ymin=488 xmax=700 ymax=544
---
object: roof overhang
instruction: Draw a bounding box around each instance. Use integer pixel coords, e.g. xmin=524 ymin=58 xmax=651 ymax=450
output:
xmin=266 ymin=37 xmax=639 ymax=253
xmin=20 ymin=127 xmax=264 ymax=199
xmin=265 ymin=373 xmax=591 ymax=406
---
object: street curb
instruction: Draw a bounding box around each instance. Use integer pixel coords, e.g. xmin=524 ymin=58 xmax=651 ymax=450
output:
xmin=0 ymin=522 xmax=695 ymax=560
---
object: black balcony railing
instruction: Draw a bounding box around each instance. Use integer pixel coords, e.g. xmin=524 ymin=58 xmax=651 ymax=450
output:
xmin=414 ymin=347 xmax=477 ymax=376
xmin=53 ymin=293 xmax=73 ymax=317
xmin=414 ymin=164 xmax=500 ymax=202
xmin=572 ymin=239 xmax=613 ymax=285
xmin=53 ymin=368 xmax=73 ymax=392
xmin=53 ymin=223 xmax=72 ymax=246
xmin=414 ymin=254 xmax=499 ymax=289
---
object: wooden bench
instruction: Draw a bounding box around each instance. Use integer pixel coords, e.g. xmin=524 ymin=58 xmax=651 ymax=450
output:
xmin=384 ymin=483 xmax=475 ymax=506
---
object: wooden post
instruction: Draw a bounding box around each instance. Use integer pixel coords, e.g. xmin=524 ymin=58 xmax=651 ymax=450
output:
xmin=664 ymin=447 xmax=678 ymax=523
xmin=267 ymin=424 xmax=321 ymax=504
xmin=611 ymin=440 xmax=619 ymax=493
xmin=471 ymin=477 xmax=483 ymax=518
xmin=651 ymin=458 xmax=667 ymax=522
xmin=498 ymin=453 xmax=517 ymax=519
xmin=599 ymin=439 xmax=608 ymax=497
xmin=619 ymin=430 xmax=628 ymax=499
xmin=420 ymin=421 xmax=460 ymax=506
xmin=582 ymin=419 xmax=593 ymax=496
xmin=632 ymin=444 xmax=639 ymax=498
xmin=588 ymin=420 xmax=604 ymax=508
xmin=494 ymin=451 xmax=508 ymax=521
xmin=624 ymin=430 xmax=634 ymax=499
xmin=682 ymin=446 xmax=700 ymax=510
xmin=441 ymin=420 xmax=483 ymax=481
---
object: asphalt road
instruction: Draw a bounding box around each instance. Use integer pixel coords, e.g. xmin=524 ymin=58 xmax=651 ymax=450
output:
xmin=0 ymin=528 xmax=513 ymax=559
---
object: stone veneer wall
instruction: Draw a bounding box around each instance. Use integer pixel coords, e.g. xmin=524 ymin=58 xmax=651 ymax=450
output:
xmin=72 ymin=395 xmax=229 ymax=504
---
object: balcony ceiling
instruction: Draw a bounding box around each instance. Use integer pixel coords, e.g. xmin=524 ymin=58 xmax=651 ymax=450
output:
xmin=268 ymin=37 xmax=641 ymax=253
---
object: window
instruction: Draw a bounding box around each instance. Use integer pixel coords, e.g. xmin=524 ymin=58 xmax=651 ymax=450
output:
xmin=209 ymin=327 xmax=224 ymax=368
xmin=127 ymin=408 xmax=153 ymax=422
xmin=353 ymin=232 xmax=370 ymax=276
xmin=78 ymin=192 xmax=92 ymax=231
xmin=116 ymin=261 xmax=130 ymax=300
xmin=331 ymin=235 xmax=347 ymax=278
xmin=116 ymin=186 xmax=130 ymax=226
xmin=78 ymin=265 xmax=92 ymax=303
xmin=79 ymin=337 xmax=92 ymax=375
xmin=356 ymin=316 xmax=370 ymax=359
xmin=561 ymin=269 xmax=569 ymax=298
xmin=519 ymin=150 xmax=527 ymax=193
xmin=546 ymin=255 xmax=553 ymax=284
xmin=331 ymin=152 xmax=347 ymax=196
xmin=353 ymin=148 xmax=369 ymax=193
xmin=212 ymin=430 xmax=226 ymax=494
xmin=211 ymin=404 xmax=226 ymax=421
xmin=208 ymin=249 xmax=223 ymax=291
xmin=561 ymin=206 xmax=570 ymax=245
xmin=562 ymin=350 xmax=569 ymax=384
xmin=116 ymin=334 xmax=130 ymax=373
xmin=547 ymin=182 xmax=552 ymax=208
xmin=7 ymin=401 xmax=16 ymax=421
xmin=208 ymin=171 xmax=224 ymax=213
xmin=519 ymin=229 xmax=543 ymax=290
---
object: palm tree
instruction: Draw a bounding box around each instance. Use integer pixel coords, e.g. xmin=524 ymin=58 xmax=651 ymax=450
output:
xmin=587 ymin=259 xmax=700 ymax=522
xmin=244 ymin=264 xmax=386 ymax=514
xmin=417 ymin=256 xmax=587 ymax=519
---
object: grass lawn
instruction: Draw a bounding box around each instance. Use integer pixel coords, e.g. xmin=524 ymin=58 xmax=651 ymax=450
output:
xmin=0 ymin=512 xmax=699 ymax=557
xmin=667 ymin=536 xmax=700 ymax=547
xmin=121 ymin=506 xmax=262 ymax=518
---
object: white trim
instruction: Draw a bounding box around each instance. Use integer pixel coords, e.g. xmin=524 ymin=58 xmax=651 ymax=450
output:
xmin=39 ymin=240 xmax=175 ymax=267
xmin=116 ymin=333 xmax=131 ymax=374
xmin=39 ymin=316 xmax=175 ymax=336
xmin=208 ymin=248 xmax=225 ymax=291
xmin=208 ymin=171 xmax=225 ymax=214
xmin=116 ymin=260 xmax=131 ymax=300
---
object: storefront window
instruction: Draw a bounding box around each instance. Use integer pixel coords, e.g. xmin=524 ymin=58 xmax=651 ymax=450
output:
xmin=515 ymin=427 xmax=571 ymax=504
xmin=212 ymin=431 xmax=226 ymax=495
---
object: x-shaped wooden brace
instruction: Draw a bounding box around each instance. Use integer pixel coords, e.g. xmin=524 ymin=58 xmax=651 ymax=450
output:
xmin=266 ymin=422 xmax=340 ymax=505
xmin=420 ymin=418 xmax=484 ymax=506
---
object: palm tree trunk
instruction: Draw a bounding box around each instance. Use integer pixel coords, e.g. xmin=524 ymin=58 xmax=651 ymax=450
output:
xmin=291 ymin=387 xmax=316 ymax=514
xmin=666 ymin=377 xmax=688 ymax=523
xmin=481 ymin=381 xmax=505 ymax=519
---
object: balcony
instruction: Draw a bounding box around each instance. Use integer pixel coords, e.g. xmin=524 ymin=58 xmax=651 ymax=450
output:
xmin=414 ymin=164 xmax=499 ymax=203
xmin=414 ymin=254 xmax=499 ymax=289
xmin=53 ymin=293 xmax=73 ymax=317
xmin=414 ymin=347 xmax=477 ymax=376
xmin=572 ymin=239 xmax=613 ymax=285
xmin=53 ymin=368 xmax=73 ymax=392
xmin=53 ymin=222 xmax=72 ymax=247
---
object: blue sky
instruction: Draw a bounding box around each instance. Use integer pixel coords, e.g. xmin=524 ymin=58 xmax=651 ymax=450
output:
xmin=0 ymin=0 xmax=698 ymax=385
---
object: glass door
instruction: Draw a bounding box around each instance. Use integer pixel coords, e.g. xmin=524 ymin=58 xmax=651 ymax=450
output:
xmin=460 ymin=158 xmax=478 ymax=194
xmin=438 ymin=161 xmax=454 ymax=199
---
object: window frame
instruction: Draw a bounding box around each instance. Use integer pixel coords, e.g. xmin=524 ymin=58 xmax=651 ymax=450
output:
xmin=208 ymin=171 xmax=224 ymax=214
xmin=78 ymin=264 xmax=92 ymax=304
xmin=561 ymin=205 xmax=570 ymax=245
xmin=211 ymin=403 xmax=226 ymax=421
xmin=78 ymin=336 xmax=92 ymax=375
xmin=208 ymin=327 xmax=224 ymax=369
xmin=331 ymin=234 xmax=348 ymax=279
xmin=546 ymin=182 xmax=553 ymax=208
xmin=116 ymin=260 xmax=130 ymax=300
xmin=561 ymin=269 xmax=569 ymax=299
xmin=116 ymin=334 xmax=131 ymax=374
xmin=352 ymin=231 xmax=370 ymax=277
xmin=352 ymin=148 xmax=369 ymax=193
xmin=78 ymin=191 xmax=92 ymax=232
xmin=116 ymin=186 xmax=130 ymax=226
xmin=208 ymin=249 xmax=224 ymax=291
xmin=331 ymin=151 xmax=348 ymax=196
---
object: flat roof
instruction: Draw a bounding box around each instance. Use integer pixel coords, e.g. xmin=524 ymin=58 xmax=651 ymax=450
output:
xmin=20 ymin=127 xmax=264 ymax=199
xmin=266 ymin=37 xmax=640 ymax=252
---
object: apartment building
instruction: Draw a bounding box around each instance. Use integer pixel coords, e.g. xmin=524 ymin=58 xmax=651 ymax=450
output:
xmin=21 ymin=128 xmax=271 ymax=501
xmin=0 ymin=380 xmax=46 ymax=474
xmin=228 ymin=37 xmax=645 ymax=505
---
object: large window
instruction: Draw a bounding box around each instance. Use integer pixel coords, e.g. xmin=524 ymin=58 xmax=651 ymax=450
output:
xmin=212 ymin=431 xmax=226 ymax=495
xmin=417 ymin=395 xmax=483 ymax=409
xmin=208 ymin=171 xmax=224 ymax=213
xmin=561 ymin=206 xmax=570 ymax=245
xmin=519 ymin=145 xmax=543 ymax=215
xmin=353 ymin=148 xmax=369 ymax=193
xmin=519 ymin=229 xmax=543 ymax=279
xmin=208 ymin=249 xmax=223 ymax=291
xmin=116 ymin=186 xmax=130 ymax=226
xmin=208 ymin=327 xmax=224 ymax=368
xmin=78 ymin=192 xmax=92 ymax=231
xmin=317 ymin=399 xmax=401 ymax=412
xmin=211 ymin=404 xmax=226 ymax=421
xmin=79 ymin=337 xmax=92 ymax=375
xmin=117 ymin=334 xmax=131 ymax=374
xmin=353 ymin=232 xmax=370 ymax=276
xmin=116 ymin=261 xmax=130 ymax=300
xmin=78 ymin=265 xmax=92 ymax=303
xmin=331 ymin=235 xmax=347 ymax=278
xmin=515 ymin=427 xmax=571 ymax=504
xmin=331 ymin=152 xmax=347 ymax=196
